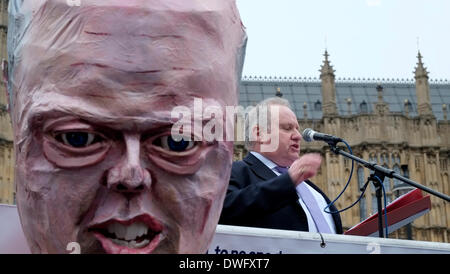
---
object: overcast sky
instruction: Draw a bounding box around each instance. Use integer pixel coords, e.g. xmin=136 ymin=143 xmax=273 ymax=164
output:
xmin=236 ymin=0 xmax=450 ymax=81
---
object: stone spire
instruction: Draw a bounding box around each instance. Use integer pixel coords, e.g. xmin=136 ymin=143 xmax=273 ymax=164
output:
xmin=320 ymin=50 xmax=335 ymax=77
xmin=414 ymin=51 xmax=433 ymax=116
xmin=414 ymin=51 xmax=429 ymax=79
xmin=320 ymin=50 xmax=338 ymax=116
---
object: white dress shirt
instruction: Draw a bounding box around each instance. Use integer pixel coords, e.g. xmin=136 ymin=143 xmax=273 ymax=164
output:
xmin=250 ymin=151 xmax=336 ymax=234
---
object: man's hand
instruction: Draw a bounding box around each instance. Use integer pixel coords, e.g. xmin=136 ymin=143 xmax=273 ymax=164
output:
xmin=288 ymin=153 xmax=322 ymax=186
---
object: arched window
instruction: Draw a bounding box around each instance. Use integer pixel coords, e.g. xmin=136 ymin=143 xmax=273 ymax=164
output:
xmin=370 ymin=179 xmax=377 ymax=214
xmin=391 ymin=154 xmax=400 ymax=165
xmin=393 ymin=164 xmax=402 ymax=189
xmin=360 ymin=100 xmax=368 ymax=113
xmin=314 ymin=100 xmax=322 ymax=111
xmin=394 ymin=165 xmax=413 ymax=198
xmin=369 ymin=153 xmax=377 ymax=163
xmin=380 ymin=153 xmax=389 ymax=165
xmin=382 ymin=164 xmax=391 ymax=203
xmin=401 ymin=165 xmax=409 ymax=178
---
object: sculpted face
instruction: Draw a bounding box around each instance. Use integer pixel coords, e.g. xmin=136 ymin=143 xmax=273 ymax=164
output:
xmin=8 ymin=0 xmax=246 ymax=253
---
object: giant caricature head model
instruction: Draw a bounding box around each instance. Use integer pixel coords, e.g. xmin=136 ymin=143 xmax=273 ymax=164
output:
xmin=6 ymin=0 xmax=246 ymax=253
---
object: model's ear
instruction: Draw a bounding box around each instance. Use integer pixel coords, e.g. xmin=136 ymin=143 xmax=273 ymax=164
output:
xmin=1 ymin=59 xmax=10 ymax=114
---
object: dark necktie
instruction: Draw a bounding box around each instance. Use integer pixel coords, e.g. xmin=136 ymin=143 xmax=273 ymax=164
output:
xmin=274 ymin=166 xmax=289 ymax=174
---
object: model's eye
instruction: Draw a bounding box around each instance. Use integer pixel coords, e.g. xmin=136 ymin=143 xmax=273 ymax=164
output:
xmin=153 ymin=135 xmax=195 ymax=152
xmin=55 ymin=132 xmax=101 ymax=148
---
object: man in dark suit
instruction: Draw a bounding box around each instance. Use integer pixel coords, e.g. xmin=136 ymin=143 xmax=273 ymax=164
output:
xmin=220 ymin=97 xmax=343 ymax=234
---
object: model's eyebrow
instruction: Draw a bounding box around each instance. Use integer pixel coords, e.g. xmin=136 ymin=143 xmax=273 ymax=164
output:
xmin=28 ymin=107 xmax=175 ymax=131
xmin=28 ymin=105 xmax=218 ymax=132
xmin=69 ymin=62 xmax=194 ymax=74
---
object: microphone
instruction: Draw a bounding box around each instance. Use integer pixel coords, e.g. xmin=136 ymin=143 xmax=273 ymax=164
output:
xmin=302 ymin=128 xmax=342 ymax=143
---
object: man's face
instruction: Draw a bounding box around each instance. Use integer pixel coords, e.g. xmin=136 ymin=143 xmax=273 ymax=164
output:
xmin=259 ymin=106 xmax=301 ymax=167
xmin=11 ymin=1 xmax=243 ymax=254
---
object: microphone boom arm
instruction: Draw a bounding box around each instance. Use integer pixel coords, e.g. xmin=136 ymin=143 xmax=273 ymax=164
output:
xmin=328 ymin=144 xmax=450 ymax=202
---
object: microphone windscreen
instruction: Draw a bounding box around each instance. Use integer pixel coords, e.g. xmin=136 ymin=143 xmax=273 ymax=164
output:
xmin=302 ymin=128 xmax=314 ymax=142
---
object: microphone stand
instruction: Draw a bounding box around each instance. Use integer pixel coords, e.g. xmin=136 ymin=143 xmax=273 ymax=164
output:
xmin=326 ymin=140 xmax=450 ymax=238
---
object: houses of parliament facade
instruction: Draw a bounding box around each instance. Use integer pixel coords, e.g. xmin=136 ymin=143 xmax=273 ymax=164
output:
xmin=0 ymin=0 xmax=448 ymax=243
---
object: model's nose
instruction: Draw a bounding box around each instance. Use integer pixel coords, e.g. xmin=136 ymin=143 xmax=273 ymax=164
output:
xmin=106 ymin=134 xmax=151 ymax=193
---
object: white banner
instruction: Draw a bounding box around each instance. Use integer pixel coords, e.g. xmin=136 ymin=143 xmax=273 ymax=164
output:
xmin=208 ymin=225 xmax=450 ymax=254
xmin=1 ymin=204 xmax=449 ymax=254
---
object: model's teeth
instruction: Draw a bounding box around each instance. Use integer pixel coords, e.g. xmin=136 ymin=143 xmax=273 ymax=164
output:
xmin=106 ymin=222 xmax=149 ymax=241
xmin=111 ymin=238 xmax=150 ymax=249
xmin=131 ymin=239 xmax=150 ymax=248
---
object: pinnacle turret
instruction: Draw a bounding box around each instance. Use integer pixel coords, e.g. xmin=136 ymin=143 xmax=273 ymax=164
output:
xmin=414 ymin=51 xmax=432 ymax=116
xmin=319 ymin=50 xmax=337 ymax=116
xmin=414 ymin=51 xmax=429 ymax=79
xmin=320 ymin=50 xmax=336 ymax=78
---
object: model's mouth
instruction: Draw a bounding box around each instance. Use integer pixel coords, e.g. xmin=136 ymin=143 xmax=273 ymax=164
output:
xmin=95 ymin=221 xmax=158 ymax=249
xmin=89 ymin=215 xmax=163 ymax=253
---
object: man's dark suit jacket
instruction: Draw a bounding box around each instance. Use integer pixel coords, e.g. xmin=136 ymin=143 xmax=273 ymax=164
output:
xmin=219 ymin=153 xmax=343 ymax=234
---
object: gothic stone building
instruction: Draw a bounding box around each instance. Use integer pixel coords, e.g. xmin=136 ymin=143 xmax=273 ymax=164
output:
xmin=0 ymin=0 xmax=448 ymax=243
xmin=234 ymin=51 xmax=450 ymax=243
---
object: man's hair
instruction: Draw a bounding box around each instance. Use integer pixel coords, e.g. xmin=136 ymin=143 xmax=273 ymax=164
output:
xmin=244 ymin=97 xmax=292 ymax=150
